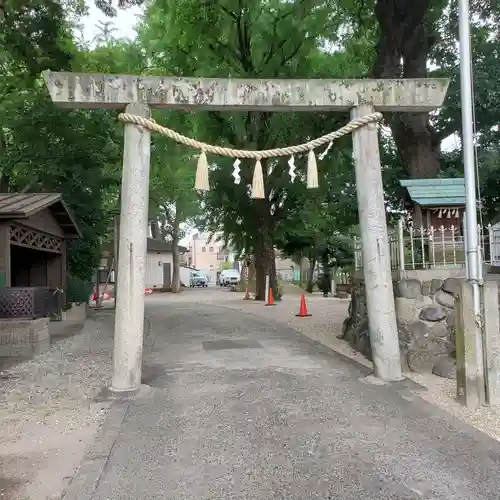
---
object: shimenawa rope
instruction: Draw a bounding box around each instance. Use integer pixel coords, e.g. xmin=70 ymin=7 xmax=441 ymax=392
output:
xmin=117 ymin=111 xmax=383 ymax=198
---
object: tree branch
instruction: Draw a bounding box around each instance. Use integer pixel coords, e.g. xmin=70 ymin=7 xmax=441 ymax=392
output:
xmin=207 ymin=39 xmax=241 ymax=65
xmin=260 ymin=0 xmax=309 ymax=68
xmin=207 ymin=111 xmax=239 ymax=146
xmin=219 ymin=4 xmax=239 ymax=21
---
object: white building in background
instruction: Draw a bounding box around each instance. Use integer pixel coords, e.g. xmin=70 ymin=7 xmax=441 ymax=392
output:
xmin=188 ymin=232 xmax=236 ymax=282
xmin=145 ymin=238 xmax=189 ymax=290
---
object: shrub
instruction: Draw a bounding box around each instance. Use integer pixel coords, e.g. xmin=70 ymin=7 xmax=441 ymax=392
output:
xmin=66 ymin=274 xmax=93 ymax=304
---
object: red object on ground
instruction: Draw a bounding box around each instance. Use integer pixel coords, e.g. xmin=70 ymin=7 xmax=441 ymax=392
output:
xmin=145 ymin=288 xmax=153 ymax=295
xmin=265 ymin=287 xmax=276 ymax=306
xmin=296 ymin=293 xmax=312 ymax=317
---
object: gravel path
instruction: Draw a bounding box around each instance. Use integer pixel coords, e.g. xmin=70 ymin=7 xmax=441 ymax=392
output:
xmin=0 ymin=313 xmax=114 ymax=500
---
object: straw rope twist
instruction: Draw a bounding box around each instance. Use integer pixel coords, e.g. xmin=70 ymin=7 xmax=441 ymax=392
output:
xmin=118 ymin=112 xmax=383 ymax=158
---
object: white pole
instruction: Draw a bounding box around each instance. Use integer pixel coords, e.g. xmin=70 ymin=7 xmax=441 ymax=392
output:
xmin=110 ymin=103 xmax=151 ymax=394
xmin=398 ymin=216 xmax=406 ymax=278
xmin=463 ymin=215 xmax=469 ymax=278
xmin=459 ymin=0 xmax=484 ymax=401
xmin=265 ymin=274 xmax=269 ymax=303
xmin=459 ymin=0 xmax=481 ymax=292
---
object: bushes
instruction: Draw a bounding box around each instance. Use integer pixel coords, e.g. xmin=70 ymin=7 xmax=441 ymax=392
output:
xmin=66 ymin=274 xmax=93 ymax=304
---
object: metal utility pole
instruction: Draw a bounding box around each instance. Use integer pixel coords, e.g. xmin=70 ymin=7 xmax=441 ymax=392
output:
xmin=459 ymin=0 xmax=484 ymax=398
xmin=459 ymin=0 xmax=480 ymax=288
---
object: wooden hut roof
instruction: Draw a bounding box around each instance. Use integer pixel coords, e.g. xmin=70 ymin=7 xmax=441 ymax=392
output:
xmin=0 ymin=193 xmax=81 ymax=238
xmin=399 ymin=178 xmax=466 ymax=206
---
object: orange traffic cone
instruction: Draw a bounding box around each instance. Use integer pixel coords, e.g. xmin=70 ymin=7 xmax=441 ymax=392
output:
xmin=296 ymin=293 xmax=311 ymax=317
xmin=243 ymin=287 xmax=250 ymax=300
xmin=265 ymin=286 xmax=276 ymax=306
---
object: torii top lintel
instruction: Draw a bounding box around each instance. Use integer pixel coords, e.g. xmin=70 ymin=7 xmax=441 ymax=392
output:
xmin=42 ymin=71 xmax=449 ymax=112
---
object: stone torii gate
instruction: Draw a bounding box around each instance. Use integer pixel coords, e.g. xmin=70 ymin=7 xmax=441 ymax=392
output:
xmin=43 ymin=72 xmax=448 ymax=391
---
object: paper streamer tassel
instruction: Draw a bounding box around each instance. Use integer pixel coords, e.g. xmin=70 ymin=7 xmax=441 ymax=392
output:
xmin=195 ymin=151 xmax=209 ymax=191
xmin=251 ymin=159 xmax=265 ymax=199
xmin=307 ymin=149 xmax=319 ymax=189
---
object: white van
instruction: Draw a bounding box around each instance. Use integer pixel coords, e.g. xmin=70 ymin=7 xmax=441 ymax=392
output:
xmin=219 ymin=269 xmax=240 ymax=286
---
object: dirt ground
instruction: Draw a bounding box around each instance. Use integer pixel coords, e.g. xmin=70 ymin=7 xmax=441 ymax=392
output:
xmin=0 ymin=314 xmax=114 ymax=500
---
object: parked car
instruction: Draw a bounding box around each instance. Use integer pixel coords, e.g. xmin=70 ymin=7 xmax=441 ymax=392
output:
xmin=219 ymin=269 xmax=240 ymax=286
xmin=190 ymin=271 xmax=208 ymax=287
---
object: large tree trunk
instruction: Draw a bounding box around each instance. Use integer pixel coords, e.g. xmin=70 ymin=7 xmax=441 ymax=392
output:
xmin=248 ymin=150 xmax=278 ymax=301
xmin=254 ymin=220 xmax=277 ymax=302
xmin=373 ymin=0 xmax=441 ymax=178
xmin=306 ymin=254 xmax=316 ymax=294
xmin=171 ymin=215 xmax=181 ymax=293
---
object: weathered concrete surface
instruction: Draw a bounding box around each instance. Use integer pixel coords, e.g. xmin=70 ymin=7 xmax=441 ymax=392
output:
xmin=43 ymin=71 xmax=449 ymax=111
xmin=351 ymin=104 xmax=401 ymax=381
xmin=0 ymin=317 xmax=50 ymax=358
xmin=482 ymin=281 xmax=500 ymax=405
xmin=65 ymin=298 xmax=500 ymax=500
xmin=110 ymin=102 xmax=151 ymax=394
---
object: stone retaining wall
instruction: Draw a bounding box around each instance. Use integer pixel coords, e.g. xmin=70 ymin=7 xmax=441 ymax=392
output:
xmin=342 ymin=276 xmax=460 ymax=379
xmin=62 ymin=302 xmax=87 ymax=322
xmin=396 ymin=277 xmax=458 ymax=379
xmin=0 ymin=317 xmax=50 ymax=358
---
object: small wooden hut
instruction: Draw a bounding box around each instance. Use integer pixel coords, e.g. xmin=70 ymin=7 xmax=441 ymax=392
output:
xmin=0 ymin=193 xmax=81 ymax=319
xmin=399 ymin=178 xmax=466 ymax=230
xmin=399 ymin=178 xmax=466 ymax=267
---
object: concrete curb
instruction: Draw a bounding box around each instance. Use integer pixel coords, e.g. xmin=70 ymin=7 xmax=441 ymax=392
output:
xmin=61 ymin=402 xmax=130 ymax=500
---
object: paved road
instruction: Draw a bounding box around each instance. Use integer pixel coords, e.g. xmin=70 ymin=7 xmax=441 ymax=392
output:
xmin=68 ymin=296 xmax=500 ymax=499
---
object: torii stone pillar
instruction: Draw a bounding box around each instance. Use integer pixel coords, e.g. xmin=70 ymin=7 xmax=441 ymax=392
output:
xmin=43 ymin=72 xmax=449 ymax=387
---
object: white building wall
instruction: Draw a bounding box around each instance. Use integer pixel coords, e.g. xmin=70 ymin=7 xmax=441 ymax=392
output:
xmin=145 ymin=251 xmax=173 ymax=289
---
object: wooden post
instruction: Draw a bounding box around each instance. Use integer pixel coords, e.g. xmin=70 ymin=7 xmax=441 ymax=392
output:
xmin=456 ymin=279 xmax=485 ymax=407
xmin=0 ymin=224 xmax=12 ymax=287
xmin=482 ymin=281 xmax=500 ymax=405
xmin=95 ymin=265 xmax=101 ymax=309
xmin=351 ymin=104 xmax=402 ymax=382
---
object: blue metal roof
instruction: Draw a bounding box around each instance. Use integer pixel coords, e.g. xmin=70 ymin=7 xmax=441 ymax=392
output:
xmin=399 ymin=178 xmax=466 ymax=206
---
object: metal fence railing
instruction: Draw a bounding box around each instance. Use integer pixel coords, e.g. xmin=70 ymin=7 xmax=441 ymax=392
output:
xmin=353 ymin=220 xmax=500 ymax=272
xmin=333 ymin=269 xmax=351 ymax=284
xmin=276 ymin=267 xmax=352 ymax=284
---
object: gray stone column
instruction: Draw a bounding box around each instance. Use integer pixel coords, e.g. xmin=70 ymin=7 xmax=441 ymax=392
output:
xmin=482 ymin=281 xmax=500 ymax=405
xmin=351 ymin=104 xmax=402 ymax=382
xmin=110 ymin=103 xmax=151 ymax=394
